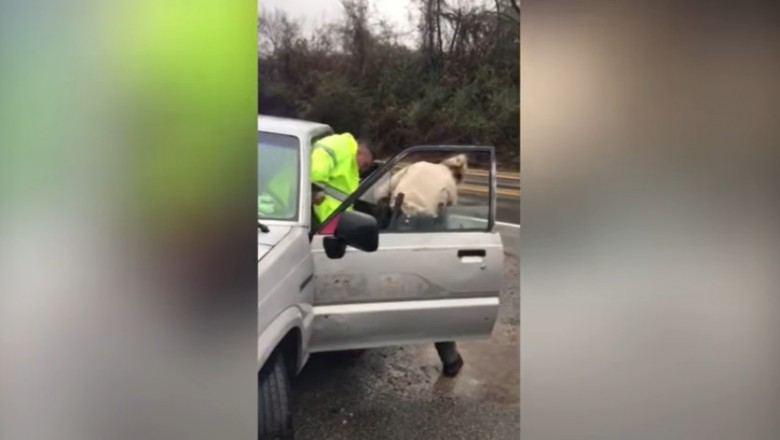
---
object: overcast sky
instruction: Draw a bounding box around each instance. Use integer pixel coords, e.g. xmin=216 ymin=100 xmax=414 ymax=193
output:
xmin=259 ymin=0 xmax=419 ymax=43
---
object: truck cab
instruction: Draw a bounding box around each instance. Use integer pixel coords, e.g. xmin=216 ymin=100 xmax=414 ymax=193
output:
xmin=257 ymin=115 xmax=503 ymax=439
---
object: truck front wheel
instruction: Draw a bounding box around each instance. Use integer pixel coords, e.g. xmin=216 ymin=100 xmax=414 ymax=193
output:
xmin=259 ymin=353 xmax=294 ymax=440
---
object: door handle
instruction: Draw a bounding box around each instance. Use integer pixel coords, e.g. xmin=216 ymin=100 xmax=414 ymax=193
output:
xmin=458 ymin=249 xmax=486 ymax=264
xmin=458 ymin=249 xmax=486 ymax=258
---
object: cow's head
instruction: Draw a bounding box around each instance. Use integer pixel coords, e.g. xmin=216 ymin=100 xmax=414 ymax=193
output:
xmin=440 ymin=154 xmax=468 ymax=184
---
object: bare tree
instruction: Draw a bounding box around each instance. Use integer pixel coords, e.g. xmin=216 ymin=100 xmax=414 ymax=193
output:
xmin=258 ymin=9 xmax=300 ymax=57
xmin=257 ymin=0 xmax=518 ymax=167
xmin=509 ymin=0 xmax=520 ymax=14
xmin=492 ymin=0 xmax=519 ymax=25
xmin=339 ymin=0 xmax=372 ymax=71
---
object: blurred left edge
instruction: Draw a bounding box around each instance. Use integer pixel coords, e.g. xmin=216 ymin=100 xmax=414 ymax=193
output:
xmin=0 ymin=1 xmax=257 ymax=440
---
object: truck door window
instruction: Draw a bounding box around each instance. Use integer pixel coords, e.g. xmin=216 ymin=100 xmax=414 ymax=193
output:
xmin=258 ymin=132 xmax=301 ymax=221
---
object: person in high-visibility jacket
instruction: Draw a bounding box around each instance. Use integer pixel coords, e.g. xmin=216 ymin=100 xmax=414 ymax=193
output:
xmin=310 ymin=133 xmax=374 ymax=225
xmin=258 ymin=166 xmax=296 ymax=219
xmin=258 ymin=153 xmax=297 ymax=219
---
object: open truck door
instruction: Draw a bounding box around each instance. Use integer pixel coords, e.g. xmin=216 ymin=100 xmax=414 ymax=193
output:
xmin=308 ymin=146 xmax=503 ymax=352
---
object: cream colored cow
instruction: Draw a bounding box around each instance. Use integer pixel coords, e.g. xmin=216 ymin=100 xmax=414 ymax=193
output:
xmin=375 ymin=154 xmax=468 ymax=217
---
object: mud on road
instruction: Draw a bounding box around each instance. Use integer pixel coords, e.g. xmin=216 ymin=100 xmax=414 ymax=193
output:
xmin=291 ymin=251 xmax=519 ymax=440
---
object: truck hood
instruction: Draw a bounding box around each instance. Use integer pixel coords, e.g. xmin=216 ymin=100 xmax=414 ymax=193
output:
xmin=258 ymin=225 xmax=293 ymax=262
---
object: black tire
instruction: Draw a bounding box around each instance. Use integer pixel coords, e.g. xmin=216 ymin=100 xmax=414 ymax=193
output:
xmin=259 ymin=353 xmax=294 ymax=440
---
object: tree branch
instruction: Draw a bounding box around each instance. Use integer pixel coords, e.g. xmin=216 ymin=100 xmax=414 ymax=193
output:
xmin=488 ymin=10 xmax=519 ymax=25
xmin=448 ymin=9 xmax=461 ymax=54
xmin=509 ymin=0 xmax=520 ymax=14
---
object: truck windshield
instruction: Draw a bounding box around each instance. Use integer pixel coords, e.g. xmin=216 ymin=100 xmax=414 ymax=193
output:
xmin=258 ymin=131 xmax=300 ymax=221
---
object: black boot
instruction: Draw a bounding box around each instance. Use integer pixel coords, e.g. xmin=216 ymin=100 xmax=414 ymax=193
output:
xmin=442 ymin=354 xmax=464 ymax=377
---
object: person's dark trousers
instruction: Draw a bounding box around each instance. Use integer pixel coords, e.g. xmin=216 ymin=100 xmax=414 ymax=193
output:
xmin=435 ymin=341 xmax=464 ymax=377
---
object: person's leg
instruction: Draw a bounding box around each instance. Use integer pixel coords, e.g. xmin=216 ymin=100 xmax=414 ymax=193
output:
xmin=435 ymin=341 xmax=464 ymax=377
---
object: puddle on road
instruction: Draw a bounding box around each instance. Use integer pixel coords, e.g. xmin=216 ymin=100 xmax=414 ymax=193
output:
xmin=297 ymin=320 xmax=519 ymax=410
xmin=377 ymin=323 xmax=519 ymax=405
xmin=437 ymin=343 xmax=518 ymax=404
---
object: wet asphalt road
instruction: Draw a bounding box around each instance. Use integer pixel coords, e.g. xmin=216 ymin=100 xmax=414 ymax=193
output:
xmin=493 ymin=195 xmax=520 ymax=225
xmin=460 ymin=193 xmax=519 ymax=225
xmin=291 ymin=204 xmax=520 ymax=440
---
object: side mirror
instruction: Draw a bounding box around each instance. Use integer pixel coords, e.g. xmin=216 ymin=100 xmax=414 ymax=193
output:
xmin=323 ymin=211 xmax=379 ymax=259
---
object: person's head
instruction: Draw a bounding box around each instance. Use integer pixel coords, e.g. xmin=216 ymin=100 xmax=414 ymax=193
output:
xmin=356 ymin=139 xmax=374 ymax=173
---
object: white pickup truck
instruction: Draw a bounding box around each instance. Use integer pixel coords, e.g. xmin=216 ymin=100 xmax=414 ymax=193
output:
xmin=258 ymin=115 xmax=504 ymax=439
